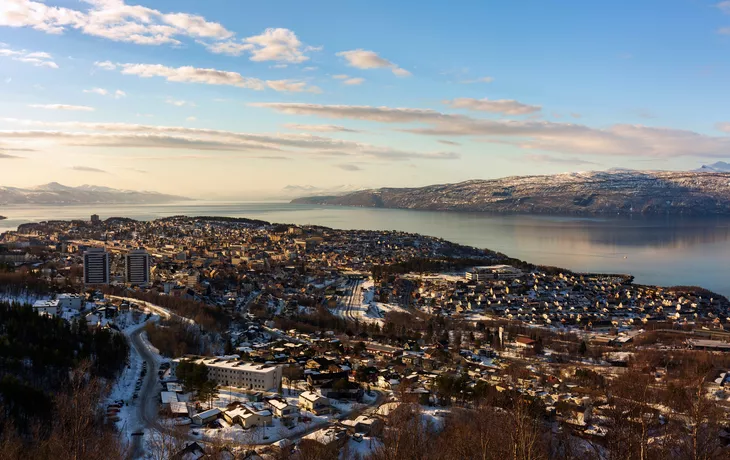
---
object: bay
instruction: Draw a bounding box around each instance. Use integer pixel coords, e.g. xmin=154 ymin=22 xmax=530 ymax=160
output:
xmin=1 ymin=202 xmax=729 ymax=298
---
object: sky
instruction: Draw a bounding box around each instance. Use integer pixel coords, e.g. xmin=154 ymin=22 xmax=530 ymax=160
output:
xmin=1 ymin=0 xmax=730 ymax=199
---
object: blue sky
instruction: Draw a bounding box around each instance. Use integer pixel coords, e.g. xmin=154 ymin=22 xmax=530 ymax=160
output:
xmin=1 ymin=0 xmax=730 ymax=199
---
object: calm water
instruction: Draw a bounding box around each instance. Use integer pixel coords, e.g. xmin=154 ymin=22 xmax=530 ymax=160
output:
xmin=1 ymin=202 xmax=729 ymax=297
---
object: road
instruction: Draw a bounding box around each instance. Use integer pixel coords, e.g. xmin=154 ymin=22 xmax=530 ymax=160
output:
xmin=338 ymin=279 xmax=363 ymax=322
xmin=129 ymin=325 xmax=162 ymax=458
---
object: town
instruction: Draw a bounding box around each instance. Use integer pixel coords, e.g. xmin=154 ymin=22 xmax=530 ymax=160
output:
xmin=1 ymin=215 xmax=729 ymax=459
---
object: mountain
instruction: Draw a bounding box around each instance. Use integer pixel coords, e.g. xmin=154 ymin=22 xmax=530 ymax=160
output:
xmin=291 ymin=170 xmax=730 ymax=217
xmin=694 ymin=161 xmax=730 ymax=173
xmin=0 ymin=183 xmax=190 ymax=205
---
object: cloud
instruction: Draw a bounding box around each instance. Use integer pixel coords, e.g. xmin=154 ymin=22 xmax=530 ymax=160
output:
xmin=444 ymin=97 xmax=542 ymax=115
xmin=0 ymin=43 xmax=58 ymax=68
xmin=207 ymin=28 xmax=315 ymax=63
xmin=335 ymin=163 xmax=362 ymax=171
xmin=716 ymin=122 xmax=730 ymax=133
xmin=253 ymin=102 xmax=730 ymax=159
xmin=522 ymin=154 xmax=598 ymax=166
xmin=84 ymin=87 xmax=108 ymax=95
xmin=459 ymin=77 xmax=494 ymax=84
xmin=165 ymin=98 xmax=195 ymax=107
xmin=252 ymin=102 xmax=445 ymax=123
xmin=437 ymin=139 xmax=461 ymax=146
xmin=343 ymin=77 xmax=364 ymax=86
xmin=29 ymin=104 xmax=94 ymax=111
xmin=0 ymin=152 xmax=22 ymax=159
xmin=0 ymin=118 xmax=457 ymax=162
xmin=718 ymin=1 xmax=730 ymax=13
xmin=284 ymin=123 xmax=362 ymax=133
xmin=186 ymin=116 xmax=197 ymax=122
xmin=336 ymin=49 xmax=411 ymax=77
xmin=332 ymin=74 xmax=349 ymax=80
xmin=94 ymin=60 xmax=117 ymax=70
xmin=266 ymin=79 xmax=322 ymax=93
xmin=117 ymin=63 xmax=320 ymax=93
xmin=718 ymin=27 xmax=730 ymax=35
xmin=1 ymin=0 xmax=233 ymax=46
xmin=71 ymin=165 xmax=108 ymax=173
xmin=570 ymin=113 xmax=582 ymax=119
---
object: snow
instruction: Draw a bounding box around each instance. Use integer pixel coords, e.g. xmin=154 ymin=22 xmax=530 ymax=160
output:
xmin=343 ymin=436 xmax=382 ymax=459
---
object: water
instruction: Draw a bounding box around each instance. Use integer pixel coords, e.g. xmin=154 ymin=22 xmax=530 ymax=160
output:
xmin=1 ymin=202 xmax=729 ymax=297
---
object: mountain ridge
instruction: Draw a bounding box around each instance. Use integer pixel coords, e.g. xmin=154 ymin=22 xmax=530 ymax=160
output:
xmin=0 ymin=183 xmax=189 ymax=205
xmin=291 ymin=170 xmax=730 ymax=217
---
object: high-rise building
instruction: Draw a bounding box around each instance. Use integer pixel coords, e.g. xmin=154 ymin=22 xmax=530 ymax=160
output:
xmin=83 ymin=248 xmax=110 ymax=285
xmin=125 ymin=249 xmax=150 ymax=285
xmin=91 ymin=214 xmax=101 ymax=225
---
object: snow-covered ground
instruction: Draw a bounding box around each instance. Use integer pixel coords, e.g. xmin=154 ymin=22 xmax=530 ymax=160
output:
xmin=105 ymin=315 xmax=150 ymax=446
xmin=343 ymin=436 xmax=382 ymax=459
xmin=201 ymin=388 xmax=379 ymax=446
xmin=0 ymin=292 xmax=49 ymax=305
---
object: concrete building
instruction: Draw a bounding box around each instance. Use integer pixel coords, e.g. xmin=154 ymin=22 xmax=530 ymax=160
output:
xmin=83 ymin=248 xmax=110 ymax=285
xmin=465 ymin=265 xmax=523 ymax=282
xmin=33 ymin=299 xmax=59 ymax=316
xmin=57 ymin=293 xmax=85 ymax=310
xmin=180 ymin=357 xmax=282 ymax=391
xmin=125 ymin=249 xmax=150 ymax=285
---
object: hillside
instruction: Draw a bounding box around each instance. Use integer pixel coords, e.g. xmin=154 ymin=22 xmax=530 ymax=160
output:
xmin=291 ymin=170 xmax=730 ymax=216
xmin=0 ymin=183 xmax=189 ymax=205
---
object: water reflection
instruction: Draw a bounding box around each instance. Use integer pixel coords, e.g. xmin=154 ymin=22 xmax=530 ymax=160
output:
xmin=1 ymin=203 xmax=729 ymax=296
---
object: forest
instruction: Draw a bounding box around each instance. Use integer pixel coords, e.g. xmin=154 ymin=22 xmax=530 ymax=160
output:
xmin=0 ymin=301 xmax=129 ymax=458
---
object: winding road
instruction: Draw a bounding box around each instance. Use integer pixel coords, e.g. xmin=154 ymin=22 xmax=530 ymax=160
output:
xmin=129 ymin=326 xmax=162 ymax=458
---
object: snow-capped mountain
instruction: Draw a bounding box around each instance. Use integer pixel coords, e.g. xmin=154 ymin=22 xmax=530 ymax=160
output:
xmin=0 ymin=183 xmax=189 ymax=205
xmin=292 ymin=170 xmax=730 ymax=217
xmin=694 ymin=161 xmax=730 ymax=173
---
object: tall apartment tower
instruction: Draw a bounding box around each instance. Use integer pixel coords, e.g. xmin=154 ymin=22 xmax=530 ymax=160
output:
xmin=125 ymin=249 xmax=150 ymax=286
xmin=83 ymin=248 xmax=110 ymax=285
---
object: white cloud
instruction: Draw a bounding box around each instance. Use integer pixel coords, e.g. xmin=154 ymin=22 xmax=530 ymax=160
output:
xmin=719 ymin=27 xmax=730 ymax=35
xmin=460 ymin=76 xmax=494 ymax=84
xmin=717 ymin=1 xmax=730 ymax=13
xmin=165 ymin=98 xmax=195 ymax=107
xmin=84 ymin=87 xmax=126 ymax=98
xmin=0 ymin=43 xmax=58 ymax=68
xmin=266 ymin=79 xmax=322 ymax=93
xmin=0 ymin=117 xmax=457 ymax=162
xmin=332 ymin=74 xmax=350 ymax=80
xmin=336 ymin=49 xmax=411 ymax=77
xmin=0 ymin=0 xmax=233 ymax=46
xmin=186 ymin=116 xmax=197 ymax=122
xmin=444 ymin=97 xmax=542 ymax=115
xmin=716 ymin=122 xmax=730 ymax=133
xmin=84 ymin=87 xmax=108 ymax=96
xmin=253 ymin=102 xmax=730 ymax=159
xmin=118 ymin=63 xmax=320 ymax=93
xmin=28 ymin=104 xmax=94 ymax=111
xmin=94 ymin=60 xmax=117 ymax=70
xmin=343 ymin=77 xmax=365 ymax=86
xmin=284 ymin=123 xmax=362 ymax=133
xmin=205 ymin=27 xmax=318 ymax=64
